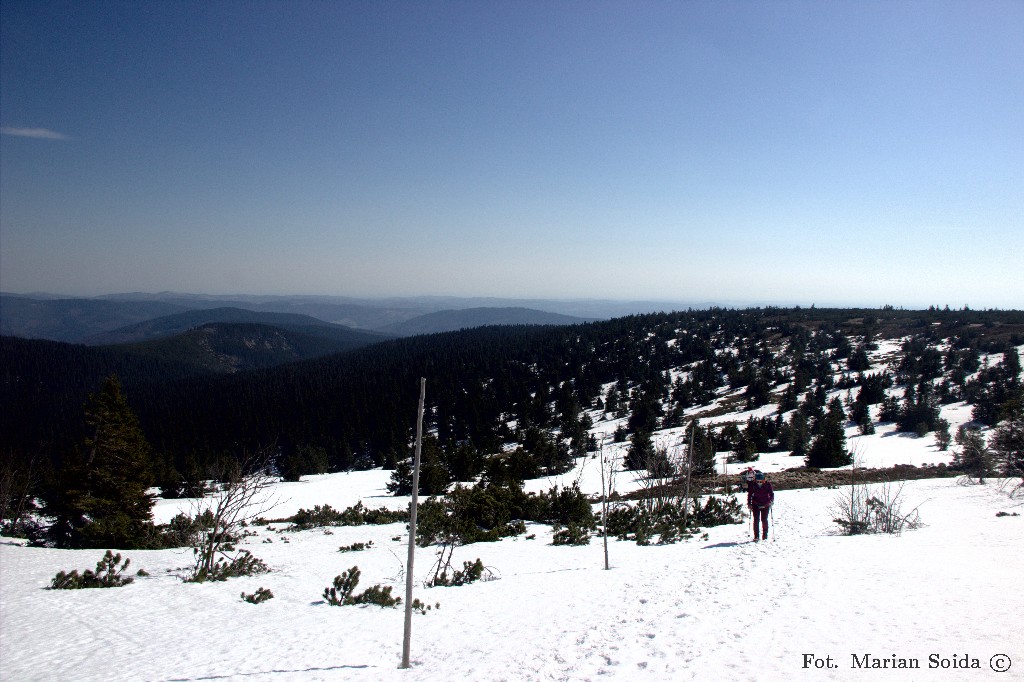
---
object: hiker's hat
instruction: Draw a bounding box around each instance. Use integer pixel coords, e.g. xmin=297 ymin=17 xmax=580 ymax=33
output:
xmin=754 ymin=471 xmax=765 ymax=481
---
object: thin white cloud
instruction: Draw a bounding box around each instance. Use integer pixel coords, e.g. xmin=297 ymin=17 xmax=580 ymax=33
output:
xmin=1 ymin=126 xmax=71 ymax=140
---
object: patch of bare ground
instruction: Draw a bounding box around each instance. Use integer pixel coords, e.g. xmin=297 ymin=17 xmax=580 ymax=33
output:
xmin=616 ymin=464 xmax=958 ymax=501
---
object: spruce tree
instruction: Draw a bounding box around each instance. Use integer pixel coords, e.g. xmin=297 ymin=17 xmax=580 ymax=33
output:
xmin=990 ymin=403 xmax=1023 ymax=480
xmin=805 ymin=405 xmax=850 ymax=468
xmin=784 ymin=410 xmax=811 ymax=458
xmin=954 ymin=426 xmax=993 ymax=483
xmin=687 ymin=421 xmax=717 ymax=477
xmin=624 ymin=430 xmax=655 ymax=471
xmin=44 ymin=375 xmax=156 ymax=548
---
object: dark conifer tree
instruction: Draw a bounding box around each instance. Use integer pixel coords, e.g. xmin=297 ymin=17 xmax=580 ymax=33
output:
xmin=386 ymin=436 xmax=451 ymax=496
xmin=847 ymin=345 xmax=871 ymax=372
xmin=43 ymin=375 xmax=156 ymax=548
xmin=446 ymin=440 xmax=484 ymax=483
xmin=805 ymin=406 xmax=850 ymax=468
xmin=687 ymin=421 xmax=717 ymax=477
xmin=624 ymin=430 xmax=655 ymax=471
xmin=991 ymin=402 xmax=1023 ymax=479
xmin=953 ymin=425 xmax=993 ymax=483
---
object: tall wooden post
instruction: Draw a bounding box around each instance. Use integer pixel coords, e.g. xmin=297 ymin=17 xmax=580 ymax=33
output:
xmin=401 ymin=378 xmax=426 ymax=670
xmin=599 ymin=437 xmax=610 ymax=570
xmin=682 ymin=421 xmax=694 ymax=526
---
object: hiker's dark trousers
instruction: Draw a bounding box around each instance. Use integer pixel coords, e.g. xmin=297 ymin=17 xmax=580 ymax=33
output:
xmin=753 ymin=505 xmax=770 ymax=539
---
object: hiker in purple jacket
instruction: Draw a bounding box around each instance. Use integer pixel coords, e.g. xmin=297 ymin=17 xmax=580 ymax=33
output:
xmin=747 ymin=471 xmax=774 ymax=542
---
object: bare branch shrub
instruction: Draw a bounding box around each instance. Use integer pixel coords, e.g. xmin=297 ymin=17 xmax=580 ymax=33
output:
xmin=0 ymin=452 xmax=40 ymax=538
xmin=423 ymin=534 xmax=495 ymax=587
xmin=184 ymin=448 xmax=278 ymax=582
xmin=830 ymin=479 xmax=924 ymax=536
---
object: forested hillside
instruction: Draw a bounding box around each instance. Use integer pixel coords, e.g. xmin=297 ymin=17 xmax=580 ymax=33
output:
xmin=111 ymin=322 xmax=391 ymax=373
xmin=3 ymin=307 xmax=1022 ymax=495
xmin=79 ymin=307 xmax=364 ymax=344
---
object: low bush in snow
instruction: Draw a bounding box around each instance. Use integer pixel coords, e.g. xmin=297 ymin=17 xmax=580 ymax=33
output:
xmin=185 ymin=549 xmax=269 ymax=583
xmin=605 ymin=495 xmax=743 ymax=545
xmin=323 ymin=566 xmax=401 ymax=607
xmin=161 ymin=510 xmax=220 ymax=548
xmin=830 ymin=480 xmax=923 ymax=536
xmin=415 ymin=482 xmax=594 ymax=547
xmin=415 ymin=486 xmax=525 ymax=547
xmin=50 ymin=550 xmax=134 ymax=589
xmin=689 ymin=495 xmax=745 ymax=527
xmin=551 ymin=522 xmax=591 ymax=546
xmin=427 ymin=557 xmax=488 ymax=587
xmin=288 ymin=502 xmax=407 ymax=530
xmin=241 ymin=587 xmax=274 ymax=604
xmin=411 ymin=598 xmax=439 ymax=614
xmin=424 ymin=539 xmax=494 ymax=587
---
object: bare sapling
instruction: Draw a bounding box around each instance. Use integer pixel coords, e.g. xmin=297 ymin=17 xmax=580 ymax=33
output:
xmin=186 ymin=447 xmax=279 ymax=582
xmin=830 ymin=455 xmax=924 ymax=536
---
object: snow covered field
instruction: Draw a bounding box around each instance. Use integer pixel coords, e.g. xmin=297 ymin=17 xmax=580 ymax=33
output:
xmin=3 ymin=450 xmax=1021 ymax=681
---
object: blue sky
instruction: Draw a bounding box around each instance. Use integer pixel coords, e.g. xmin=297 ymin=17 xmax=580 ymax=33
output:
xmin=2 ymin=1 xmax=1021 ymax=308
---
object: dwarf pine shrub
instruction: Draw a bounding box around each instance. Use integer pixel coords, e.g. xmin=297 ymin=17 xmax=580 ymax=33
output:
xmin=413 ymin=482 xmax=596 ymax=548
xmin=689 ymin=496 xmax=744 ymax=527
xmin=352 ymin=583 xmax=402 ymax=607
xmin=551 ymin=523 xmax=591 ymax=546
xmin=50 ymin=550 xmax=134 ymax=589
xmin=241 ymin=587 xmax=274 ymax=604
xmin=605 ymin=495 xmax=742 ymax=545
xmin=289 ymin=502 xmax=407 ymax=530
xmin=186 ymin=549 xmax=269 ymax=583
xmin=411 ymin=598 xmax=440 ymax=615
xmin=160 ymin=510 xmax=217 ymax=548
xmin=338 ymin=541 xmax=374 ymax=552
xmin=532 ymin=484 xmax=596 ymax=529
xmin=323 ymin=566 xmax=401 ymax=607
xmin=426 ymin=558 xmax=486 ymax=587
xmin=323 ymin=567 xmax=360 ymax=605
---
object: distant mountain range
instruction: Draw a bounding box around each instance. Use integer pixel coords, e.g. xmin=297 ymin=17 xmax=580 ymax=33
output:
xmin=113 ymin=321 xmax=391 ymax=373
xmin=81 ymin=307 xmax=357 ymax=344
xmin=376 ymin=307 xmax=593 ymax=335
xmin=0 ymin=295 xmax=187 ymax=343
xmin=1 ymin=292 xmax=688 ymax=344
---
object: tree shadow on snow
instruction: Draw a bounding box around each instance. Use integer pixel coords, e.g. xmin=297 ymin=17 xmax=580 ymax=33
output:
xmin=701 ymin=541 xmax=743 ymax=549
xmin=164 ymin=665 xmax=374 ymax=681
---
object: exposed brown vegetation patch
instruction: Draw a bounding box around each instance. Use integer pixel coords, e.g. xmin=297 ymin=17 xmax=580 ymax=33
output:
xmin=617 ymin=464 xmax=958 ymax=501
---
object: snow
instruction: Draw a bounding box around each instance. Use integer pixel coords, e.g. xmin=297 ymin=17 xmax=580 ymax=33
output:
xmin=4 ymin=450 xmax=1022 ymax=681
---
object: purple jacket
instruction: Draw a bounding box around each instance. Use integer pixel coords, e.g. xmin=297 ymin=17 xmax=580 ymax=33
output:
xmin=748 ymin=480 xmax=774 ymax=508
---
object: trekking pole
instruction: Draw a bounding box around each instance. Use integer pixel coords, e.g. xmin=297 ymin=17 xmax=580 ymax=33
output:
xmin=770 ymin=505 xmax=775 ymax=542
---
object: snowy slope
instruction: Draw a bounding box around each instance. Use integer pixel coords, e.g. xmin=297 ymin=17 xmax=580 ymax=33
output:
xmin=3 ymin=465 xmax=1021 ymax=681
xmin=2 ymin=340 xmax=1021 ymax=681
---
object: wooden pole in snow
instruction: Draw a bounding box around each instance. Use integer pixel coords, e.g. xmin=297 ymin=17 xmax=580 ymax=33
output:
xmin=682 ymin=421 xmax=694 ymax=526
xmin=401 ymin=378 xmax=426 ymax=670
xmin=599 ymin=437 xmax=609 ymax=570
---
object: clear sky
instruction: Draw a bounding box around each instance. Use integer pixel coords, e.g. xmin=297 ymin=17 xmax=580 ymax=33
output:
xmin=1 ymin=1 xmax=1021 ymax=309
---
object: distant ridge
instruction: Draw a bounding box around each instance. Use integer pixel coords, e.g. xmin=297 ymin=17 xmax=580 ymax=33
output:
xmin=0 ymin=294 xmax=187 ymax=342
xmin=377 ymin=307 xmax=593 ymax=336
xmin=1 ymin=291 xmax=719 ymax=343
xmin=114 ymin=322 xmax=390 ymax=373
xmin=82 ymin=307 xmax=372 ymax=345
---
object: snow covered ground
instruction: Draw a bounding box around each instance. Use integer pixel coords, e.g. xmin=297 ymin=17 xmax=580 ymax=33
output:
xmin=3 ymin=447 xmax=1022 ymax=681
